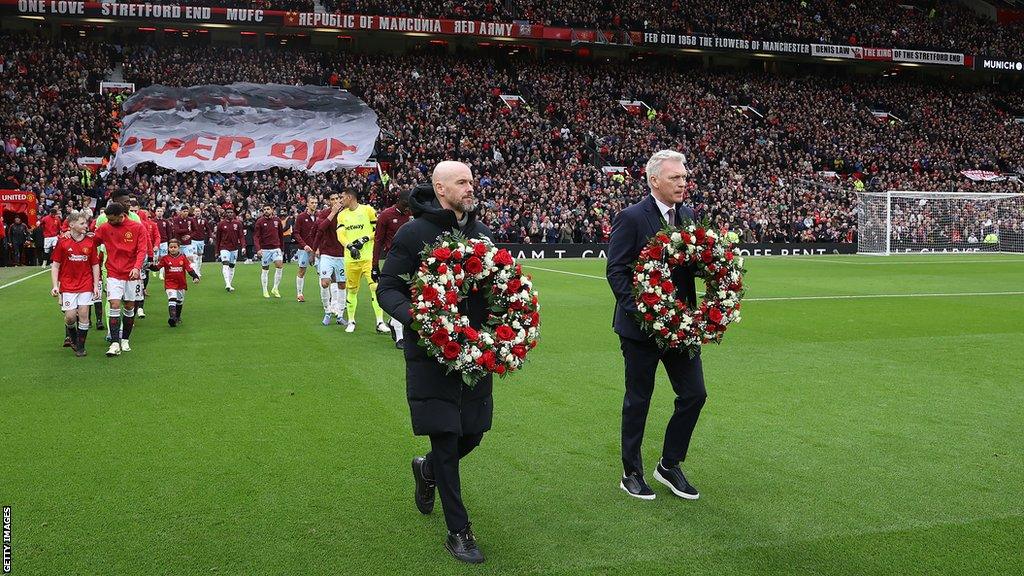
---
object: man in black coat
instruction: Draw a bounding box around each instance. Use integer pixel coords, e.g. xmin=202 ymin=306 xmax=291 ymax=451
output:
xmin=7 ymin=217 xmax=29 ymax=266
xmin=377 ymin=161 xmax=493 ymax=564
xmin=606 ymin=149 xmax=707 ymax=501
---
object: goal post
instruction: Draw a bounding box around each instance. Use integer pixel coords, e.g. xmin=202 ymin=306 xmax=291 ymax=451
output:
xmin=855 ymin=191 xmax=1024 ymax=255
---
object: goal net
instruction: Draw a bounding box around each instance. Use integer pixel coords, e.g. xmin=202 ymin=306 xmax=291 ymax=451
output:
xmin=855 ymin=191 xmax=1024 ymax=254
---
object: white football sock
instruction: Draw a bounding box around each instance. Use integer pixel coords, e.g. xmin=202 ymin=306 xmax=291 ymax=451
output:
xmin=330 ymin=284 xmax=345 ymax=313
xmin=296 ymin=276 xmax=304 ymax=296
xmin=321 ymin=285 xmax=332 ymax=312
xmin=222 ymin=265 xmax=231 ymax=286
xmin=261 ymin=269 xmax=269 ymax=292
xmin=273 ymin=268 xmax=283 ymax=290
xmin=391 ymin=317 xmax=405 ymax=341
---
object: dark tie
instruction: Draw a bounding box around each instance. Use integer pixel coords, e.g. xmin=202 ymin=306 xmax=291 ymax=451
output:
xmin=666 ymin=209 xmax=675 ymax=227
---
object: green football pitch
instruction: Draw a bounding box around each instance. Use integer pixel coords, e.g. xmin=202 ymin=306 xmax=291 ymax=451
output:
xmin=2 ymin=255 xmax=1022 ymax=575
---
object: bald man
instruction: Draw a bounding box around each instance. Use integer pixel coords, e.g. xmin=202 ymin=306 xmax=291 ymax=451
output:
xmin=377 ymin=161 xmax=494 ymax=564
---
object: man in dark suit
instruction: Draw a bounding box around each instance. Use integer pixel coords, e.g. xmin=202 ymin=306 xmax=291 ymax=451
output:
xmin=606 ymin=149 xmax=707 ymax=501
xmin=377 ymin=161 xmax=493 ymax=564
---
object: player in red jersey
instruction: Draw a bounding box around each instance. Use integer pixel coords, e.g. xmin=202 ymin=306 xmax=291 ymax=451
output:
xmin=151 ymin=239 xmax=200 ymax=327
xmin=372 ymin=189 xmax=412 ymax=348
xmin=40 ymin=207 xmax=63 ymax=267
xmin=50 ymin=211 xmax=100 ymax=357
xmin=93 ymin=203 xmax=148 ymax=357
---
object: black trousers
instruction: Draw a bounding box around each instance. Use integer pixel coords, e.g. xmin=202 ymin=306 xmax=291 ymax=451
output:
xmin=425 ymin=432 xmax=484 ymax=533
xmin=620 ymin=336 xmax=707 ymax=476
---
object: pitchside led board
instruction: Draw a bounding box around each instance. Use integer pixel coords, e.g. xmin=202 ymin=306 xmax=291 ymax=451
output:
xmin=111 ymin=84 xmax=380 ymax=173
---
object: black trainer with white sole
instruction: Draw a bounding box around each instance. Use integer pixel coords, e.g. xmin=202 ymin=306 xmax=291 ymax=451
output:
xmin=620 ymin=471 xmax=656 ymax=500
xmin=653 ymin=462 xmax=699 ymax=500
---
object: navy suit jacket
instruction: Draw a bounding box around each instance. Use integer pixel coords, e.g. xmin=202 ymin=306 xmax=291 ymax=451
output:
xmin=606 ymin=194 xmax=698 ymax=342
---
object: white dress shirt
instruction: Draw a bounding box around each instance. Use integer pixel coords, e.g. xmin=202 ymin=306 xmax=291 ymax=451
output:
xmin=651 ymin=195 xmax=676 ymax=226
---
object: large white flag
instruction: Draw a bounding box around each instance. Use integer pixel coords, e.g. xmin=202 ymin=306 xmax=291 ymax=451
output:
xmin=111 ymin=83 xmax=380 ymax=173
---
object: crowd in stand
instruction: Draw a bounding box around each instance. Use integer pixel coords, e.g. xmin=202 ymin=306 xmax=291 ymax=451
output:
xmin=3 ymin=33 xmax=1024 ymax=265
xmin=116 ymin=0 xmax=1024 ymax=59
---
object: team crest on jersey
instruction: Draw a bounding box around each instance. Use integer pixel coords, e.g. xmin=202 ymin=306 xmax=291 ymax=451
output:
xmin=125 ymin=232 xmax=133 ymax=241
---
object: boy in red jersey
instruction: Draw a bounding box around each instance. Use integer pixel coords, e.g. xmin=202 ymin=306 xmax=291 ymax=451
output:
xmin=93 ymin=203 xmax=148 ymax=357
xmin=50 ymin=211 xmax=100 ymax=356
xmin=151 ymin=239 xmax=200 ymax=327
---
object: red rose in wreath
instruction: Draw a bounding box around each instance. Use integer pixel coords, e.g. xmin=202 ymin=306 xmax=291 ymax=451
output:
xmin=631 ymin=223 xmax=745 ymax=352
xmin=464 ymin=256 xmax=484 ymax=275
xmin=412 ymin=234 xmax=541 ymax=386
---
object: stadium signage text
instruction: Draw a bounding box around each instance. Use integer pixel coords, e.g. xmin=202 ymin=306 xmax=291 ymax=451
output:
xmin=643 ymin=32 xmax=810 ymax=55
xmin=892 ymin=49 xmax=964 ymax=66
xmin=495 ymin=243 xmax=856 ymax=259
xmin=0 ymin=192 xmax=31 ymax=203
xmin=4 ymin=1 xmax=539 ymax=36
xmin=978 ymin=57 xmax=1024 ymax=72
xmin=810 ymin=44 xmax=893 ymax=61
xmin=0 ymin=2 xmax=998 ymax=69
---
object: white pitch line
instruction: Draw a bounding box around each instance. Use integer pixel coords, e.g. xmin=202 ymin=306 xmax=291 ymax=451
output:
xmin=522 ymin=265 xmax=1024 ymax=301
xmin=0 ymin=268 xmax=49 ymax=291
xmin=745 ymin=291 xmax=1024 ymax=302
xmin=798 ymin=258 xmax=1024 ymax=266
xmin=522 ymin=265 xmax=606 ymax=280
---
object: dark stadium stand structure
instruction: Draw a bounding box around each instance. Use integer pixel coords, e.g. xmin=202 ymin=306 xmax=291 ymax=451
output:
xmin=1 ymin=0 xmax=1023 ymax=264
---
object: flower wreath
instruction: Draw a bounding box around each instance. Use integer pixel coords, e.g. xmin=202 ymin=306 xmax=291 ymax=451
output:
xmin=632 ymin=221 xmax=745 ymax=352
xmin=411 ymin=233 xmax=541 ymax=386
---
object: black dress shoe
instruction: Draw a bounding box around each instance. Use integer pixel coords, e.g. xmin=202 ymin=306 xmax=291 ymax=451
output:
xmin=445 ymin=524 xmax=485 ymax=564
xmin=653 ymin=462 xmax=700 ymax=500
xmin=395 ymin=339 xmax=404 ymax=350
xmin=411 ymin=456 xmax=435 ymax=514
xmin=620 ymin=471 xmax=656 ymax=500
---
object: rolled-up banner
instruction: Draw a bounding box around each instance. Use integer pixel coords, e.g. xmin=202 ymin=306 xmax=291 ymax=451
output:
xmin=111 ymin=83 xmax=379 ymax=173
